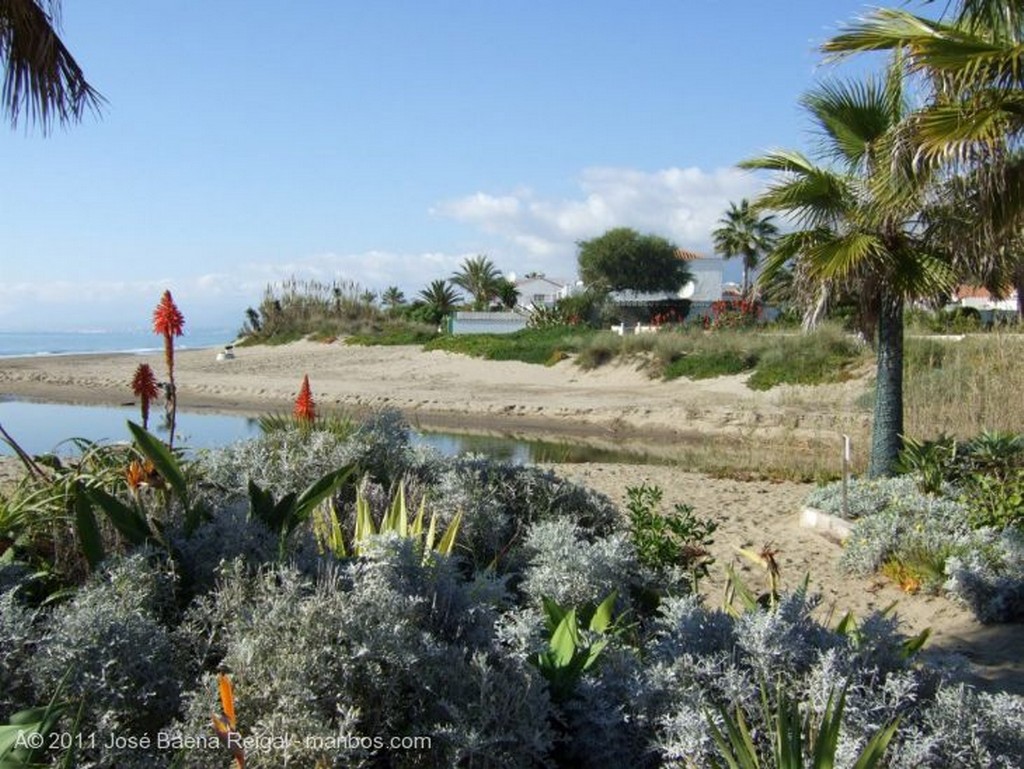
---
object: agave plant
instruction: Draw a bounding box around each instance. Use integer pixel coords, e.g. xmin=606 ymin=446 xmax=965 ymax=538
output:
xmin=315 ymin=481 xmax=463 ymax=563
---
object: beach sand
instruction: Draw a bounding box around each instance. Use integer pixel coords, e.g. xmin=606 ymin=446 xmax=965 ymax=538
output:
xmin=1 ymin=339 xmax=1020 ymax=693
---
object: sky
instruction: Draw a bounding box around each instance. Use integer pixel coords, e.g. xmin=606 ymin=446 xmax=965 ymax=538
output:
xmin=0 ymin=0 xmax=902 ymax=332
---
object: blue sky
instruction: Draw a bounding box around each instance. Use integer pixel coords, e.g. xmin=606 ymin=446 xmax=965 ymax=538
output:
xmin=1 ymin=0 xmax=896 ymax=332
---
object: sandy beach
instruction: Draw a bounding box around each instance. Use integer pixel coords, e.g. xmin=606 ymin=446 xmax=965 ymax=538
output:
xmin=1 ymin=339 xmax=1020 ymax=694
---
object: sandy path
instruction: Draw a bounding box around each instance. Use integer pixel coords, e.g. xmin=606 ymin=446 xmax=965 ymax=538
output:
xmin=547 ymin=463 xmax=1024 ymax=696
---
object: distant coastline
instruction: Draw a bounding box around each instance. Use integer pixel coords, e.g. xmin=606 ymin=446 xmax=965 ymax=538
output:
xmin=0 ymin=328 xmax=238 ymax=358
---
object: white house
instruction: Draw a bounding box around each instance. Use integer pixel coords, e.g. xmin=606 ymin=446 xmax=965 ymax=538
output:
xmin=512 ymin=274 xmax=575 ymax=310
xmin=677 ymin=249 xmax=725 ymax=302
xmin=950 ymin=285 xmax=1019 ymax=313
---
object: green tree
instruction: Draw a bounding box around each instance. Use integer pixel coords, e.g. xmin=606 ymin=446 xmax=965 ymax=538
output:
xmin=495 ymin=278 xmax=519 ymax=310
xmin=1 ymin=0 xmax=103 ymax=131
xmin=418 ymin=279 xmax=462 ymax=324
xmin=380 ymin=285 xmax=406 ymax=313
xmin=712 ymin=199 xmax=779 ymax=297
xmin=451 ymin=255 xmax=502 ymax=310
xmin=576 ymin=227 xmax=691 ymax=293
xmin=744 ymin=68 xmax=955 ymax=478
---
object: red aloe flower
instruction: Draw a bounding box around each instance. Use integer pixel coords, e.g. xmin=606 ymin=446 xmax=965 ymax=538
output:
xmin=293 ymin=374 xmax=316 ymax=423
xmin=152 ymin=290 xmax=185 ymax=448
xmin=152 ymin=290 xmax=185 ymax=375
xmin=152 ymin=289 xmax=185 ymax=338
xmin=131 ymin=363 xmax=160 ymax=430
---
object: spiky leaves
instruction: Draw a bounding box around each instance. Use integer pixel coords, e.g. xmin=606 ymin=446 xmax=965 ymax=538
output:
xmin=0 ymin=0 xmax=104 ymax=132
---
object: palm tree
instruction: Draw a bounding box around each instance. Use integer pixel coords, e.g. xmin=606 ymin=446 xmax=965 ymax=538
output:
xmin=1 ymin=0 xmax=103 ymax=131
xmin=743 ymin=68 xmax=956 ymax=478
xmin=824 ymin=1 xmax=1024 ymax=237
xmin=495 ymin=278 xmax=519 ymax=310
xmin=380 ymin=285 xmax=406 ymax=313
xmin=451 ymin=255 xmax=502 ymax=311
xmin=825 ymin=0 xmax=1024 ymax=320
xmin=712 ymin=200 xmax=779 ymax=297
xmin=418 ymin=279 xmax=462 ymax=325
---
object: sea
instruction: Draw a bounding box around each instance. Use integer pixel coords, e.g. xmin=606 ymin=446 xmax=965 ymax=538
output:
xmin=0 ymin=328 xmax=238 ymax=358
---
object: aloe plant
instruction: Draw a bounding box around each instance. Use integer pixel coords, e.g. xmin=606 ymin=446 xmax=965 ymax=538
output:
xmin=534 ymin=590 xmax=617 ymax=702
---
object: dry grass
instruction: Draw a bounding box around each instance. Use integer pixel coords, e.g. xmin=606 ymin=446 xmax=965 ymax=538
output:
xmin=905 ymin=334 xmax=1024 ymax=439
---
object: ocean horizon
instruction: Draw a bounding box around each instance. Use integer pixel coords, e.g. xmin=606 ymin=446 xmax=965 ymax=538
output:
xmin=0 ymin=328 xmax=240 ymax=358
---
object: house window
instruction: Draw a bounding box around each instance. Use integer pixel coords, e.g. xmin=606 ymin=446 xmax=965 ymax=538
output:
xmin=533 ymin=293 xmax=546 ymax=304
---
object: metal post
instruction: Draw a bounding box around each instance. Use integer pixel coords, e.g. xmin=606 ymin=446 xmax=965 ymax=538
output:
xmin=841 ymin=434 xmax=851 ymax=519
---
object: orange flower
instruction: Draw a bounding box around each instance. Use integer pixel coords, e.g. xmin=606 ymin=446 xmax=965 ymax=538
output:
xmin=131 ymin=363 xmax=160 ymax=429
xmin=152 ymin=290 xmax=185 ymax=380
xmin=125 ymin=459 xmax=163 ymax=490
xmin=293 ymin=374 xmax=316 ymax=423
xmin=211 ymin=673 xmax=244 ymax=768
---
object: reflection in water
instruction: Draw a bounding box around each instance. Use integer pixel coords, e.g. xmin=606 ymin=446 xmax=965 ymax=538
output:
xmin=0 ymin=399 xmax=652 ymax=465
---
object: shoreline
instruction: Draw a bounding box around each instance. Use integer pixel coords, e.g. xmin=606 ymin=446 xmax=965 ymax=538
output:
xmin=0 ymin=339 xmax=874 ymax=474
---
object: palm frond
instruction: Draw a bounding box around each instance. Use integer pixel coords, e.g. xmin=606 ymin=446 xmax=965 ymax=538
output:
xmin=739 ymin=148 xmax=816 ymax=174
xmin=750 ymin=167 xmax=857 ymax=231
xmin=801 ymin=78 xmax=897 ymax=168
xmin=0 ymin=0 xmax=104 ymax=131
xmin=802 ymin=231 xmax=886 ymax=283
xmin=824 ymin=9 xmax=952 ymax=57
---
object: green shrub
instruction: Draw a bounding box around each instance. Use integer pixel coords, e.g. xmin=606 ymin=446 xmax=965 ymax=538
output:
xmin=344 ymin=321 xmax=438 ymax=346
xmin=746 ymin=329 xmax=866 ymax=390
xmin=424 ymin=326 xmax=594 ymax=365
xmin=625 ymin=483 xmax=717 ymax=589
xmin=664 ymin=349 xmax=756 ymax=380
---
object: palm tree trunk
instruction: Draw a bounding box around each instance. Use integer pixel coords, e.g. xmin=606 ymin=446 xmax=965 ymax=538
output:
xmin=868 ymin=293 xmax=904 ymax=478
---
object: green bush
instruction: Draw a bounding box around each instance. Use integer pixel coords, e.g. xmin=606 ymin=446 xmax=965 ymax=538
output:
xmin=664 ymin=349 xmax=756 ymax=380
xmin=746 ymin=329 xmax=865 ymax=390
xmin=424 ymin=326 xmax=594 ymax=365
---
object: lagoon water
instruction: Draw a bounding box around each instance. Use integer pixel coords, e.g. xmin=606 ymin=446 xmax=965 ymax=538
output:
xmin=0 ymin=399 xmax=652 ymax=465
xmin=0 ymin=330 xmax=656 ymax=464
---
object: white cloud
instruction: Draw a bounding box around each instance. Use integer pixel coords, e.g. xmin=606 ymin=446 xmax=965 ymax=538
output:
xmin=0 ymin=251 xmax=480 ymax=331
xmin=434 ymin=165 xmax=766 ymax=260
xmin=1 ymin=165 xmax=767 ymax=332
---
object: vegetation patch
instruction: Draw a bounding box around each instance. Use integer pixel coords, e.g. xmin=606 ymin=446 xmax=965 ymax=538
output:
xmin=424 ymin=326 xmax=594 ymax=365
xmin=809 ymin=431 xmax=1024 ymax=623
xmin=663 ymin=349 xmax=756 ymax=380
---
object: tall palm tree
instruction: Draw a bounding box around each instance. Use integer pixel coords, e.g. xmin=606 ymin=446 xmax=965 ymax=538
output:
xmin=1 ymin=0 xmax=103 ymax=131
xmin=450 ymin=255 xmax=502 ymax=311
xmin=712 ymin=199 xmax=779 ymax=297
xmin=744 ymin=68 xmax=956 ymax=478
